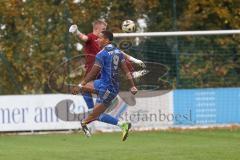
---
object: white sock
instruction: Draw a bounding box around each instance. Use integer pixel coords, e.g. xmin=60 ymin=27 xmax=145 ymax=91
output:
xmin=117 ymin=121 xmax=125 ymax=127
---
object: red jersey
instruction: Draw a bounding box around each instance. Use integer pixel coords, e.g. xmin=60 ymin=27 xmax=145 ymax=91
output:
xmin=83 ymin=33 xmax=134 ymax=74
xmin=83 ymin=33 xmax=100 ymax=73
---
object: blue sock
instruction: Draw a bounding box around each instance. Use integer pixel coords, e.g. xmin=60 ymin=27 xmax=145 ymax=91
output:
xmin=98 ymin=113 xmax=118 ymax=125
xmin=83 ymin=92 xmax=94 ymax=109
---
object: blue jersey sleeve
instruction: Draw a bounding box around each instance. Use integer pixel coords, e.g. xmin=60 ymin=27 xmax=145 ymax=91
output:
xmin=119 ymin=51 xmax=125 ymax=63
xmin=95 ymin=51 xmax=104 ymax=68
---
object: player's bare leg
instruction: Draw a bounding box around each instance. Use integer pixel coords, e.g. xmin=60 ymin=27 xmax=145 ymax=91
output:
xmin=72 ymin=81 xmax=134 ymax=141
xmin=81 ymin=102 xmax=132 ymax=141
xmin=81 ymin=103 xmax=107 ymax=137
xmin=83 ymin=103 xmax=107 ymax=124
xmin=71 ymin=81 xmax=99 ymax=137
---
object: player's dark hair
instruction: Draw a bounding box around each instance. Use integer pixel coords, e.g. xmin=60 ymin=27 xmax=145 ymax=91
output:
xmin=102 ymin=31 xmax=113 ymax=41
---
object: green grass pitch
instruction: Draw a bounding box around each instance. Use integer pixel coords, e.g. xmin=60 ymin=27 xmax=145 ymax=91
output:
xmin=0 ymin=128 xmax=240 ymax=160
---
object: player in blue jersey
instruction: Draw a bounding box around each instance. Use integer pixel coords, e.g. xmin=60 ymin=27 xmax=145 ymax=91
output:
xmin=72 ymin=31 xmax=137 ymax=141
xmin=69 ymin=20 xmax=145 ymax=113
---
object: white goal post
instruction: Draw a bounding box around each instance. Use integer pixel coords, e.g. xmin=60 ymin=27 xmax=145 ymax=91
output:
xmin=114 ymin=30 xmax=240 ymax=37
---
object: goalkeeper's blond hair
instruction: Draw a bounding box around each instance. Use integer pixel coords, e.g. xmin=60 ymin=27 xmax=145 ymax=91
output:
xmin=92 ymin=19 xmax=107 ymax=29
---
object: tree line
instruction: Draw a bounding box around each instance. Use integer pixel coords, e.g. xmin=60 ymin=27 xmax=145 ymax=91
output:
xmin=0 ymin=0 xmax=239 ymax=94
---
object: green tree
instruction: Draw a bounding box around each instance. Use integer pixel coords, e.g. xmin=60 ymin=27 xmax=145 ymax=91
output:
xmin=177 ymin=0 xmax=240 ymax=88
xmin=0 ymin=0 xmax=162 ymax=94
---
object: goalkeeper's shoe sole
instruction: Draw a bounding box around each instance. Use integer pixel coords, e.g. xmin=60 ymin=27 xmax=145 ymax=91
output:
xmin=122 ymin=123 xmax=131 ymax=141
xmin=81 ymin=122 xmax=91 ymax=137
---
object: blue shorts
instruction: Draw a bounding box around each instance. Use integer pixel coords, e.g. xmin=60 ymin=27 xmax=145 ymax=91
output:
xmin=94 ymin=80 xmax=117 ymax=107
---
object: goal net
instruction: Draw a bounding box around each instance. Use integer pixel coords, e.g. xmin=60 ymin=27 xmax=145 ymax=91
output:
xmin=113 ymin=30 xmax=240 ymax=126
xmin=114 ymin=30 xmax=240 ymax=89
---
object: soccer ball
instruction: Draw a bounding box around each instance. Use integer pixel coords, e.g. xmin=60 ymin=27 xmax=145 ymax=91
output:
xmin=121 ymin=20 xmax=136 ymax=33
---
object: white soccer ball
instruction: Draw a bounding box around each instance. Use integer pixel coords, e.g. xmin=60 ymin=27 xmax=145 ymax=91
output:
xmin=121 ymin=20 xmax=136 ymax=33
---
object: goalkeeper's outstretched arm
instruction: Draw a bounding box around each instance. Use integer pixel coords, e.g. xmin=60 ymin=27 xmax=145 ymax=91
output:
xmin=121 ymin=51 xmax=146 ymax=68
xmin=69 ymin=24 xmax=88 ymax=42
